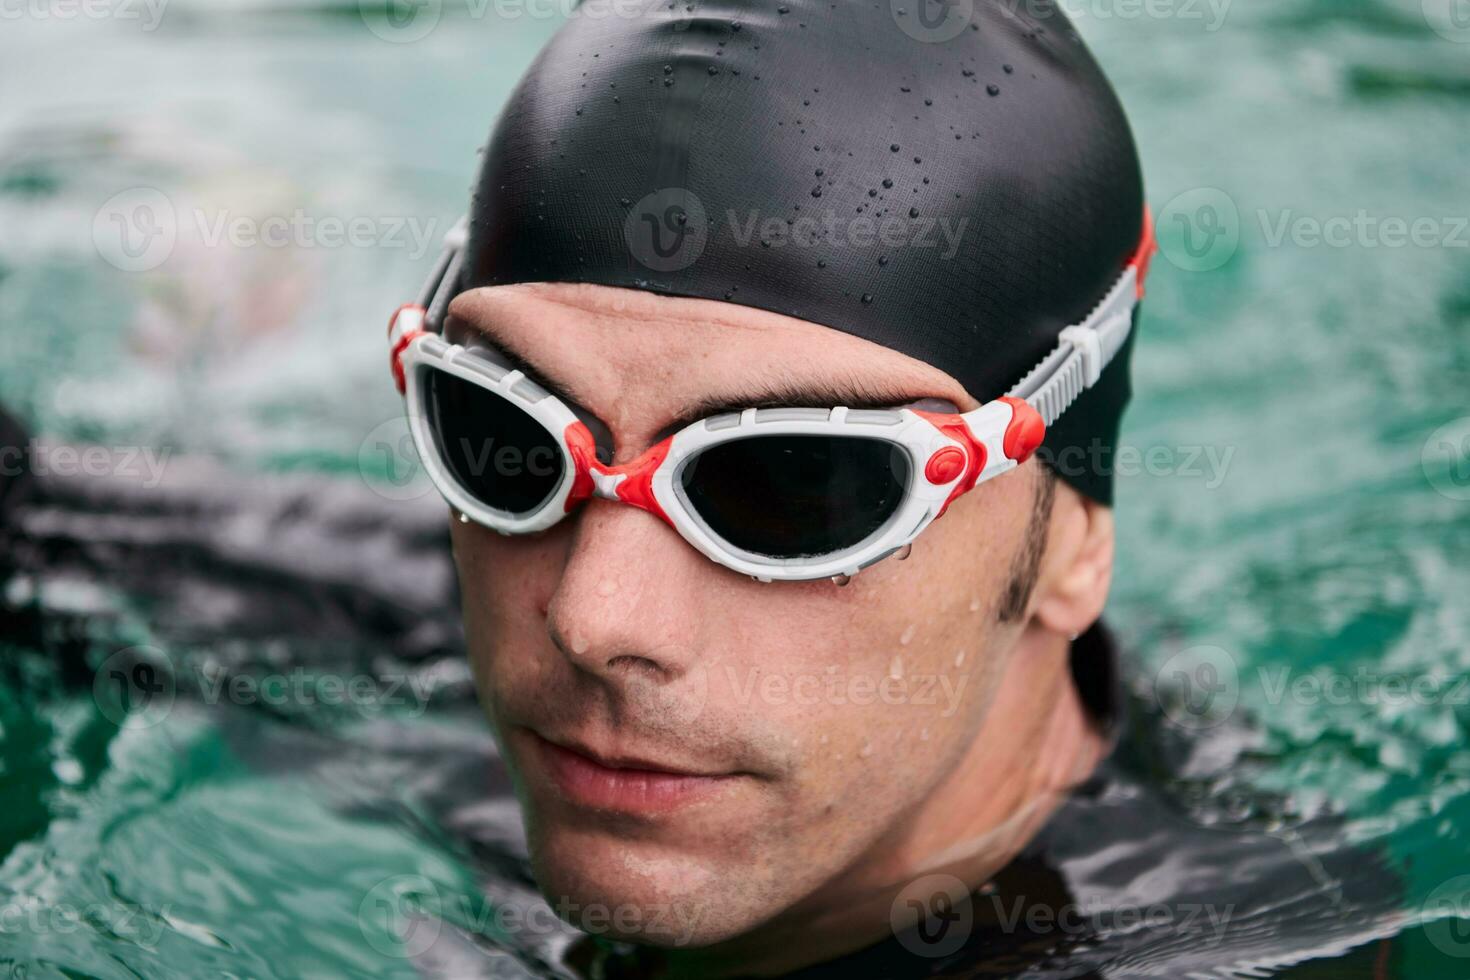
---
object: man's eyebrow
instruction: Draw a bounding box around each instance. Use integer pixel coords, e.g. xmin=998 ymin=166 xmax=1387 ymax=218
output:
xmin=450 ymin=316 xmax=940 ymax=429
xmin=666 ymin=378 xmax=932 ymax=431
xmin=450 ymin=319 xmax=597 ymax=412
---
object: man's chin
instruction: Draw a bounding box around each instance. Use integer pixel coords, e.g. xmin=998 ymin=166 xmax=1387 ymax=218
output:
xmin=527 ymin=823 xmax=765 ymax=948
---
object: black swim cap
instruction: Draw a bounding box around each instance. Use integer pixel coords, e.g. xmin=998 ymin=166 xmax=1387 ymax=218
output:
xmin=462 ymin=0 xmax=1146 ymax=504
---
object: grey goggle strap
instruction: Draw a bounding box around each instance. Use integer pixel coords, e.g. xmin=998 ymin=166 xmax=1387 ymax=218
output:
xmin=418 ymin=216 xmax=469 ymax=334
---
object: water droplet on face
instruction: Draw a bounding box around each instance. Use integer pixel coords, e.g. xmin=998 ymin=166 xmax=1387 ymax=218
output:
xmin=900 ymin=623 xmax=917 ymax=645
xmin=954 ymin=649 xmax=967 ymax=667
xmin=894 ymin=542 xmax=911 ymax=560
xmin=831 ymin=573 xmax=852 ymax=586
xmin=596 ymin=578 xmax=619 ymax=597
xmin=859 ymin=738 xmax=875 ymax=758
xmin=969 ymin=597 xmax=982 ymax=613
xmin=889 ymin=655 xmax=903 ymax=679
xmin=569 ymin=631 xmax=591 ymax=655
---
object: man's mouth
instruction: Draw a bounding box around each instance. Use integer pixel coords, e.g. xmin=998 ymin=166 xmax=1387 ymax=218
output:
xmin=517 ymin=727 xmax=746 ymax=815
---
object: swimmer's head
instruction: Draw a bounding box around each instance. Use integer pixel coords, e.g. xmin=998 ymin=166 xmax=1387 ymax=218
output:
xmin=446 ymin=0 xmax=1142 ymax=966
xmin=464 ymin=0 xmax=1144 ymax=505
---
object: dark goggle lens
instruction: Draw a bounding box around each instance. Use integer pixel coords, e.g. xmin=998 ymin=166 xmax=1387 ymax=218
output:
xmin=424 ymin=368 xmax=564 ymax=515
xmin=678 ymin=435 xmax=910 ymax=559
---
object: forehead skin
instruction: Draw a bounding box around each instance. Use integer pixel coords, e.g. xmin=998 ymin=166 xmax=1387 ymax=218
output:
xmin=447 ymin=282 xmax=980 ymax=457
xmin=445 ymin=281 xmax=1055 ymax=962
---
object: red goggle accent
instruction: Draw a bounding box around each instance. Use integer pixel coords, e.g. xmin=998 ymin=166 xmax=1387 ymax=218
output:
xmin=998 ymin=397 xmax=1045 ymax=462
xmin=1130 ymin=207 xmax=1157 ymax=299
xmin=562 ymin=421 xmax=674 ymax=526
xmin=388 ymin=304 xmax=428 ymax=396
xmin=912 ymin=410 xmax=988 ymax=520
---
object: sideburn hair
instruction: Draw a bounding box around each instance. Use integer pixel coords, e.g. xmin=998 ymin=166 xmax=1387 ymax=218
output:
xmin=997 ymin=465 xmax=1057 ymax=623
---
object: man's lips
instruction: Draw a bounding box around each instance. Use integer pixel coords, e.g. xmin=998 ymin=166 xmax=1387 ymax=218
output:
xmin=517 ymin=728 xmax=745 ymax=815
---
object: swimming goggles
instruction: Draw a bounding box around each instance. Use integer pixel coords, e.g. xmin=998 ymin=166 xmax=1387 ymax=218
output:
xmin=388 ymin=213 xmax=1155 ymax=582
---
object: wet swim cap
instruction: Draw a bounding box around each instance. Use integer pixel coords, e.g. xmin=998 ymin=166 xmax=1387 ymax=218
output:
xmin=462 ymin=0 xmax=1145 ymax=504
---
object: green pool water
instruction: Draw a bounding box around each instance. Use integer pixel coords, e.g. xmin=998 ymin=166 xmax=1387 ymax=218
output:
xmin=2 ymin=0 xmax=1470 ymax=975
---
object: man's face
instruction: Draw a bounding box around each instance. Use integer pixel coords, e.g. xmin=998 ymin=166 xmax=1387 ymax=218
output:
xmin=446 ymin=282 xmax=1054 ymax=949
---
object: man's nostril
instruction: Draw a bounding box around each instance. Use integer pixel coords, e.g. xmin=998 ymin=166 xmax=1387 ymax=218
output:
xmin=606 ymin=654 xmax=665 ymax=676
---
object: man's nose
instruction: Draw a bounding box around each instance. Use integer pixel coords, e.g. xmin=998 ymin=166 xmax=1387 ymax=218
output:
xmin=543 ymin=499 xmax=711 ymax=684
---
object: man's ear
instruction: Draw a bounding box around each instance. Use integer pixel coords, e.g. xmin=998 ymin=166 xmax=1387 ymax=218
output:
xmin=1030 ymin=480 xmax=1115 ymax=638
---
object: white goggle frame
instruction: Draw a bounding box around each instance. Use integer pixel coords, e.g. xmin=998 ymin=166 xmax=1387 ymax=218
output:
xmin=388 ymin=213 xmax=1154 ymax=582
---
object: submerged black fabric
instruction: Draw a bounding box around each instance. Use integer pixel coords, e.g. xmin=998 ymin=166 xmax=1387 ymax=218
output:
xmin=464 ymin=0 xmax=1145 ymax=503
